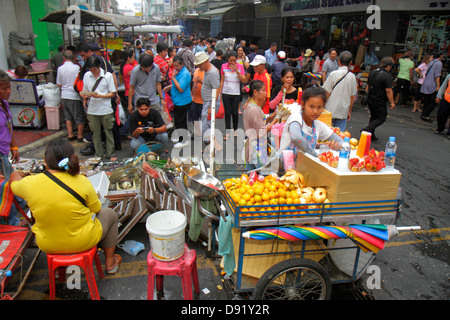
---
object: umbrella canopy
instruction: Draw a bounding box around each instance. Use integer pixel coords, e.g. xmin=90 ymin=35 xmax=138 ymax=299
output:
xmin=242 ymin=224 xmax=402 ymax=253
xmin=39 ymin=9 xmax=144 ymax=31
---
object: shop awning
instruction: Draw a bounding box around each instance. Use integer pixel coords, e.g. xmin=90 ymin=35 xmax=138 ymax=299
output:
xmin=200 ymin=6 xmax=235 ymax=17
xmin=39 ymin=8 xmax=144 ymax=30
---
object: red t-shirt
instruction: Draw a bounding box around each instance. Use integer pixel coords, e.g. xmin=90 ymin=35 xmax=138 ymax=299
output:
xmin=122 ymin=63 xmax=135 ymax=97
xmin=253 ymin=70 xmax=272 ymax=114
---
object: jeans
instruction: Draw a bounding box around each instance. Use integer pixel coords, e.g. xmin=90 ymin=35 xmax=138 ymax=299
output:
xmin=332 ymin=118 xmax=347 ymax=132
xmin=222 ymin=93 xmax=240 ymax=131
xmin=130 ymin=133 xmax=169 ymax=150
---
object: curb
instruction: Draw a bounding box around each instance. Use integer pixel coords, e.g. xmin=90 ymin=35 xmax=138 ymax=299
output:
xmin=18 ymin=130 xmax=68 ymax=154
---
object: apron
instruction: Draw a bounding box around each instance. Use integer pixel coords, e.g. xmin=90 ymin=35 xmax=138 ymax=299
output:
xmin=280 ymin=110 xmax=318 ymax=155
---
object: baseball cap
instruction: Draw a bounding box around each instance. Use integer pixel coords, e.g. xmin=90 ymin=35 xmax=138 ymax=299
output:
xmin=250 ymin=55 xmax=266 ymax=66
xmin=90 ymin=43 xmax=101 ymax=51
xmin=278 ymin=51 xmax=286 ymax=59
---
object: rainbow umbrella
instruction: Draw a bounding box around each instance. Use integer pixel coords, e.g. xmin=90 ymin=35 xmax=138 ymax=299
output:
xmin=304 ymin=72 xmax=322 ymax=80
xmin=241 ymin=225 xmax=419 ymax=253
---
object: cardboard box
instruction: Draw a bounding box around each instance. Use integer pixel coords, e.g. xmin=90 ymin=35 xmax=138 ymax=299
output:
xmin=296 ymin=152 xmax=401 ymax=204
xmin=319 ymin=109 xmax=332 ymax=127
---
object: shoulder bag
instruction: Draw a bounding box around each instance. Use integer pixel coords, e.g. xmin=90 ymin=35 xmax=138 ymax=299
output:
xmin=43 ymin=171 xmax=86 ymax=207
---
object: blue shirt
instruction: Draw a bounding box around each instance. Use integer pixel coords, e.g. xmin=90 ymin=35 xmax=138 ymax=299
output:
xmin=195 ymin=44 xmax=207 ymax=54
xmin=420 ymin=59 xmax=443 ymax=94
xmin=265 ymin=49 xmax=277 ymax=66
xmin=171 ymin=66 xmax=192 ymax=106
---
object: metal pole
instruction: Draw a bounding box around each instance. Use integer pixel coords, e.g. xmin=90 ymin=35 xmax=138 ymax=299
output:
xmin=209 ymin=89 xmax=217 ymax=173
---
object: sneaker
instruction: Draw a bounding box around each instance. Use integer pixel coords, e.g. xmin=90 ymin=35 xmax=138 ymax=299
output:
xmin=434 ymin=129 xmax=443 ymax=135
xmin=80 ymin=147 xmax=95 ymax=156
xmin=83 ymin=138 xmax=90 ymax=143
xmin=173 ymin=141 xmax=190 ymax=148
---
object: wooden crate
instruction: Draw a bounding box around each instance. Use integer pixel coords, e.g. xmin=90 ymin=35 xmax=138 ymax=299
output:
xmin=296 ymin=152 xmax=401 ymax=203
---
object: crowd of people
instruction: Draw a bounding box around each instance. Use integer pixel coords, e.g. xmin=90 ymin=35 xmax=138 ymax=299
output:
xmin=0 ymin=33 xmax=448 ymax=276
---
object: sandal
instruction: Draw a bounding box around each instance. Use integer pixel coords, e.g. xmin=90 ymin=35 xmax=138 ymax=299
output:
xmin=106 ymin=254 xmax=122 ymax=274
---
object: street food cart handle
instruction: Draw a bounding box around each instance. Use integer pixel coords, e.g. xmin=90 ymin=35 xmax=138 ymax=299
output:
xmin=195 ymin=197 xmax=220 ymax=223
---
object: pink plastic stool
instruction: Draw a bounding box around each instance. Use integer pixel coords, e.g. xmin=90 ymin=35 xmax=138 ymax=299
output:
xmin=46 ymin=246 xmax=105 ymax=300
xmin=147 ymin=244 xmax=200 ymax=300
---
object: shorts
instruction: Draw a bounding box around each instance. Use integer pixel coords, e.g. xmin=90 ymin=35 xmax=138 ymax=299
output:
xmin=188 ymin=102 xmax=203 ymax=122
xmin=62 ymin=99 xmax=87 ymax=124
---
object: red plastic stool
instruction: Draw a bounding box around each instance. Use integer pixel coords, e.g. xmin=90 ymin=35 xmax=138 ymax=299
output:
xmin=46 ymin=246 xmax=105 ymax=300
xmin=147 ymin=244 xmax=200 ymax=300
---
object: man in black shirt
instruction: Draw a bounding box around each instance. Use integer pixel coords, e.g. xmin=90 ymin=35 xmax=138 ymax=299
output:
xmin=361 ymin=56 xmax=396 ymax=140
xmin=211 ymin=49 xmax=226 ymax=74
xmin=129 ymin=97 xmax=168 ymax=150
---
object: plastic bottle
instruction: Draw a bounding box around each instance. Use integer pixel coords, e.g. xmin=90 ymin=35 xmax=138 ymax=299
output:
xmin=338 ymin=137 xmax=351 ymax=171
xmin=0 ymin=269 xmax=12 ymax=281
xmin=385 ymin=136 xmax=397 ymax=170
xmin=247 ymin=172 xmax=257 ymax=186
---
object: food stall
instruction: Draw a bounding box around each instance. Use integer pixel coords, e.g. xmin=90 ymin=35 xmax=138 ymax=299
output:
xmin=191 ymin=98 xmax=417 ymax=300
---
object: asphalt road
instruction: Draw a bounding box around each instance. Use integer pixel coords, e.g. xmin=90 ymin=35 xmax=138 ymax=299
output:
xmin=6 ymin=98 xmax=449 ymax=301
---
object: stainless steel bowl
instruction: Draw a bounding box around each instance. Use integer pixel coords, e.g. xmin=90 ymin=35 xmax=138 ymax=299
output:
xmin=181 ymin=167 xmax=224 ymax=200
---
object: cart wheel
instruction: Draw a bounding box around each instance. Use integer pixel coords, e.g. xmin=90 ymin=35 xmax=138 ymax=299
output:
xmin=252 ymin=258 xmax=332 ymax=300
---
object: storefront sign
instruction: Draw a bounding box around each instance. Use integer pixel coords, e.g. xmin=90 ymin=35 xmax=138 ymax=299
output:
xmin=101 ymin=38 xmax=123 ymax=51
xmin=281 ymin=0 xmax=373 ymax=17
xmin=376 ymin=0 xmax=450 ymax=10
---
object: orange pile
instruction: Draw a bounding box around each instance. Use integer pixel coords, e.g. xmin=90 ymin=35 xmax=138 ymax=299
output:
xmin=223 ymin=172 xmax=330 ymax=219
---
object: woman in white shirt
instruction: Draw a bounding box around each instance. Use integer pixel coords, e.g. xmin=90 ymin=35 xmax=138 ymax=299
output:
xmin=81 ymin=55 xmax=117 ymax=159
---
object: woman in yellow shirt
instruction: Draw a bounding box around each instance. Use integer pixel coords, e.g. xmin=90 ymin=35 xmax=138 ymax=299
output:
xmin=10 ymin=138 xmax=121 ymax=274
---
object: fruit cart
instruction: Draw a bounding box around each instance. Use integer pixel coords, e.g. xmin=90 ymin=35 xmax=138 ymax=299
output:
xmin=184 ymin=161 xmax=416 ymax=300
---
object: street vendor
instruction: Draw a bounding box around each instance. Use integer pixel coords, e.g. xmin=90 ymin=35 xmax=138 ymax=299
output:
xmin=9 ymin=138 xmax=121 ymax=274
xmin=279 ymin=85 xmax=343 ymax=157
xmin=129 ymin=97 xmax=168 ymax=150
xmin=243 ymin=80 xmax=279 ymax=169
xmin=269 ymin=67 xmax=299 ymax=111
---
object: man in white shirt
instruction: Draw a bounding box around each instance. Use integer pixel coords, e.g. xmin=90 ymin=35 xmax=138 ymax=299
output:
xmin=322 ymin=51 xmax=357 ymax=131
xmin=81 ymin=55 xmax=117 ymax=159
xmin=56 ymin=50 xmax=86 ymax=142
xmin=206 ymin=44 xmax=216 ymax=61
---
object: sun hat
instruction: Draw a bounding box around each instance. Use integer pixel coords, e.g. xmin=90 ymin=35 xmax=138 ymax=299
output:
xmin=278 ymin=51 xmax=286 ymax=59
xmin=194 ymin=52 xmax=209 ymax=65
xmin=249 ymin=54 xmax=266 ymax=66
xmin=304 ymin=49 xmax=315 ymax=57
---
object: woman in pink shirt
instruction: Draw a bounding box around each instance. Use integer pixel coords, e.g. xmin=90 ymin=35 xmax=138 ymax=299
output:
xmin=218 ymin=51 xmax=247 ymax=140
xmin=413 ymin=54 xmax=431 ymax=113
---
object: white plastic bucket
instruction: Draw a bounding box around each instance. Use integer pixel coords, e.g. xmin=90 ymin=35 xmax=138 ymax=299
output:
xmin=146 ymin=210 xmax=187 ymax=261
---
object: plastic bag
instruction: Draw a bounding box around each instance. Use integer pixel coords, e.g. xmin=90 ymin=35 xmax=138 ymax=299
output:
xmin=42 ymin=83 xmax=61 ymax=106
xmin=115 ymin=102 xmax=127 ymax=126
xmin=117 ymin=240 xmax=145 ymax=256
xmin=207 ymin=98 xmax=225 ymax=120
